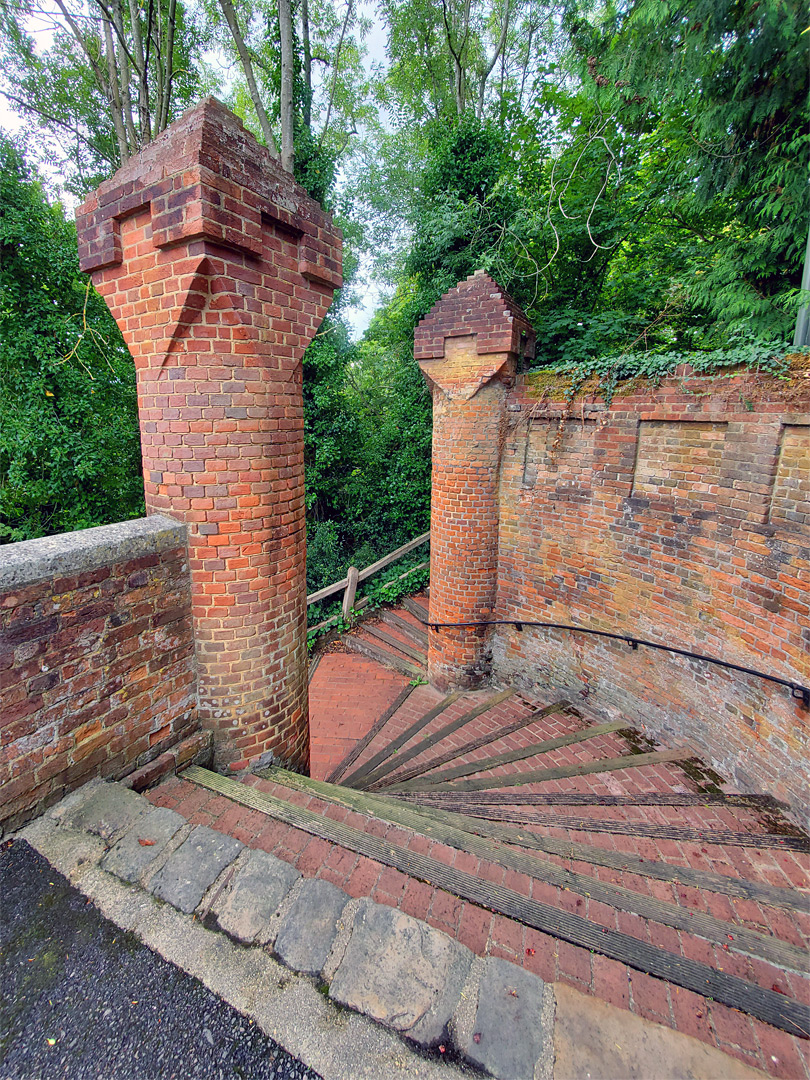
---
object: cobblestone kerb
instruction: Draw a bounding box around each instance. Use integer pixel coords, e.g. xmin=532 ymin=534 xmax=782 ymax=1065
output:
xmin=19 ymin=780 xmax=554 ymax=1080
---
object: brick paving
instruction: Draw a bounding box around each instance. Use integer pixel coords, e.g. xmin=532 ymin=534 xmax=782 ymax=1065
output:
xmin=148 ymin=599 xmax=810 ymax=1080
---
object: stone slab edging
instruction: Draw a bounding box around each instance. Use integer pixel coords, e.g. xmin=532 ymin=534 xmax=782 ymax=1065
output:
xmin=0 ymin=514 xmax=186 ymax=590
xmin=14 ymin=780 xmax=769 ymax=1080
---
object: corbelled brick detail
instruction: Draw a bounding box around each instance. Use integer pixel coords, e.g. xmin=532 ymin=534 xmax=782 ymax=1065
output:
xmin=76 ymin=98 xmax=342 ymax=772
xmin=416 ymin=272 xmax=536 ymax=689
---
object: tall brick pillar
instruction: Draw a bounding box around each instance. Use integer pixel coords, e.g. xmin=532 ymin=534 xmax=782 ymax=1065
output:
xmin=415 ymin=272 xmax=534 ymax=691
xmin=76 ymin=98 xmax=342 ymax=772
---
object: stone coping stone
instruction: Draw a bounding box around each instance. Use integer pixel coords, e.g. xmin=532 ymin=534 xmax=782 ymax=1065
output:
xmin=329 ymin=898 xmax=473 ymax=1049
xmin=58 ymin=784 xmax=151 ymax=843
xmin=213 ymin=849 xmax=302 ymax=945
xmin=101 ymin=807 xmax=187 ymax=883
xmin=149 ymin=825 xmax=243 ymax=914
xmin=552 ymin=982 xmax=767 ymax=1079
xmin=460 ymin=955 xmax=549 ymax=1080
xmin=274 ymin=878 xmax=349 ymax=976
xmin=0 ymin=514 xmax=187 ymax=590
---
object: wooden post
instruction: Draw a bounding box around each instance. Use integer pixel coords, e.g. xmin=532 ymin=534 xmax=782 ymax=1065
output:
xmin=343 ymin=566 xmax=359 ymax=620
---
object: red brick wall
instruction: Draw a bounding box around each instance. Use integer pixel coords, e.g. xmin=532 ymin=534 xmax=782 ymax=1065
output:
xmin=0 ymin=517 xmax=196 ymax=831
xmin=416 ymin=277 xmax=808 ymax=818
xmin=494 ymin=373 xmax=809 ymax=818
xmin=76 ymin=97 xmax=342 ymax=772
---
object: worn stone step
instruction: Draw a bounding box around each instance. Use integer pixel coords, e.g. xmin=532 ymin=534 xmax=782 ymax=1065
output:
xmin=182 ymin=766 xmax=810 ymax=1039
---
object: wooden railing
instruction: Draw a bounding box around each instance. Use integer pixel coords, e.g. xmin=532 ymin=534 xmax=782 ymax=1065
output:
xmin=306 ymin=532 xmax=430 ymax=634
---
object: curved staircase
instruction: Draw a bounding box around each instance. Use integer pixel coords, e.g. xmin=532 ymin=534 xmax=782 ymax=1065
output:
xmin=157 ymin=596 xmax=809 ymax=1072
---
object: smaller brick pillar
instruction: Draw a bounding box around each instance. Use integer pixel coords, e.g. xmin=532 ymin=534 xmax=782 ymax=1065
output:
xmin=76 ymin=98 xmax=341 ymax=772
xmin=415 ymin=271 xmax=534 ymax=691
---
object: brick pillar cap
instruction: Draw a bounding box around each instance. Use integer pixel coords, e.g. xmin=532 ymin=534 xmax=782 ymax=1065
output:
xmin=76 ymin=95 xmax=341 ymax=291
xmin=414 ymin=271 xmax=535 ymax=362
xmin=415 ymin=272 xmax=535 ymax=399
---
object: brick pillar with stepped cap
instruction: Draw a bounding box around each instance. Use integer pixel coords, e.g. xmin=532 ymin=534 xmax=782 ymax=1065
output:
xmin=76 ymin=98 xmax=342 ymax=772
xmin=415 ymin=271 xmax=535 ymax=691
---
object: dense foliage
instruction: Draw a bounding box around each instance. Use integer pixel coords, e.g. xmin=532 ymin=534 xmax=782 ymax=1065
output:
xmin=0 ymin=137 xmax=144 ymax=541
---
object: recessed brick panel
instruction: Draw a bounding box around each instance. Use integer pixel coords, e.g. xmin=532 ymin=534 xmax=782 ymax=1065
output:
xmin=632 ymin=420 xmax=727 ymax=504
xmin=769 ymin=424 xmax=810 ymax=529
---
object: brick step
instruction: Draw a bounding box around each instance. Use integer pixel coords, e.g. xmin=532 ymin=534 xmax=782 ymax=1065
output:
xmin=341 ymin=632 xmax=425 ymax=679
xmin=257 ymin=766 xmax=810 ymax=970
xmin=379 ymin=609 xmax=429 ymax=649
xmin=348 ymin=688 xmax=519 ymax=791
xmin=362 ymin=621 xmax=428 ymax=665
xmin=180 ymin=765 xmax=810 ymax=1038
xmin=401 ymin=596 xmax=429 ymax=623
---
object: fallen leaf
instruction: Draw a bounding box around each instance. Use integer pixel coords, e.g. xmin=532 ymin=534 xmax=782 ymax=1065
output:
xmin=138 ymin=838 xmax=156 ymax=847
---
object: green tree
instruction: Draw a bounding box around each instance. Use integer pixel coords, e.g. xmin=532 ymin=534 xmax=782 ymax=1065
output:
xmin=0 ymin=0 xmax=208 ymax=192
xmin=565 ymin=0 xmax=810 ymax=338
xmin=0 ymin=136 xmax=144 ymax=541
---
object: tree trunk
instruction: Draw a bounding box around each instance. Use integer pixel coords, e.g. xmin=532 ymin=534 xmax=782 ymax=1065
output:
xmin=217 ymin=0 xmax=280 ymax=158
xmin=102 ymin=14 xmax=130 ymax=161
xmin=301 ymin=0 xmax=312 ymax=130
xmin=279 ymin=0 xmax=295 ymax=172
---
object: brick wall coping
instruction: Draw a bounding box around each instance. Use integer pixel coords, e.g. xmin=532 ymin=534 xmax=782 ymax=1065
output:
xmin=0 ymin=515 xmax=186 ymax=590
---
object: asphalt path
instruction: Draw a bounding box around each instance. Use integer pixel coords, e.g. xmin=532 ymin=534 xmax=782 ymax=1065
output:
xmin=1 ymin=838 xmax=321 ymax=1080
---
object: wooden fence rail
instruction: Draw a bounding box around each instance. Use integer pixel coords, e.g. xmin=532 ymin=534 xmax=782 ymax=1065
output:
xmin=306 ymin=532 xmax=430 ymax=634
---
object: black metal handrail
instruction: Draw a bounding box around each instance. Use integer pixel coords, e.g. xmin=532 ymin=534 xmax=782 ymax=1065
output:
xmin=419 ymin=617 xmax=810 ymax=709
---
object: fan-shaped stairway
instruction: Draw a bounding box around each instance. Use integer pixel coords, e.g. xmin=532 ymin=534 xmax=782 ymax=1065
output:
xmin=182 ymin=679 xmax=808 ymax=1045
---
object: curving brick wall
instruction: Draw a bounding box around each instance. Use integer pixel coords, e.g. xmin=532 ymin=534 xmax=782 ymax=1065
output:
xmin=416 ymin=277 xmax=810 ymax=819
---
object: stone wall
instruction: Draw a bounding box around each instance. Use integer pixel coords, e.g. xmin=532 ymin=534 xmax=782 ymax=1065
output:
xmin=493 ymin=373 xmax=809 ymax=817
xmin=0 ymin=517 xmax=197 ymax=830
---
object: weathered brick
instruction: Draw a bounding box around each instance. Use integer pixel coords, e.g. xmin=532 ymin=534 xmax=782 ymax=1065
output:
xmin=76 ymin=97 xmax=342 ymax=774
xmin=416 ymin=274 xmax=809 ymax=820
